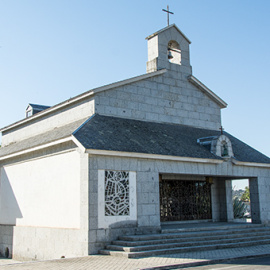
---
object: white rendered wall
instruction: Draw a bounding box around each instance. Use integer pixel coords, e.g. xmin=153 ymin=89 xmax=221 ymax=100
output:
xmin=0 ymin=150 xmax=80 ymax=228
xmin=2 ymin=99 xmax=95 ymax=146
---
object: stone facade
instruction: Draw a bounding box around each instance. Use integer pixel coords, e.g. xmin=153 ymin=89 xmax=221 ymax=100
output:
xmin=95 ymin=71 xmax=221 ymax=130
xmin=87 ymin=154 xmax=269 ymax=253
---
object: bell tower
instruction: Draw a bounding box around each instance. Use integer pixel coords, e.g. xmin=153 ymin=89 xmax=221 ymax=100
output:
xmin=146 ymin=24 xmax=192 ymax=73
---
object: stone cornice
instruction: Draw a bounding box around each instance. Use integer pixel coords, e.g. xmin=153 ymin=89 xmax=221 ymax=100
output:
xmin=85 ymin=149 xmax=223 ymax=164
xmin=232 ymin=159 xmax=270 ymax=168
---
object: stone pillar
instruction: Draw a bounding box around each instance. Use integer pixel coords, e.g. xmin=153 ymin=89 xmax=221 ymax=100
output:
xmin=225 ymin=180 xmax=234 ymax=222
xmin=249 ymin=177 xmax=261 ymax=224
xmin=211 ymin=178 xmax=233 ymax=222
xmin=211 ymin=178 xmax=220 ymax=222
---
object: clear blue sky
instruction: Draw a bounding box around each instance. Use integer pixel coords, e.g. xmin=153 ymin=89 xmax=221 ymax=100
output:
xmin=1 ymin=0 xmax=270 ymax=160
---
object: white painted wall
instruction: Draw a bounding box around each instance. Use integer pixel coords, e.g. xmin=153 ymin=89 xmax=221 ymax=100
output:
xmin=0 ymin=150 xmax=80 ymax=228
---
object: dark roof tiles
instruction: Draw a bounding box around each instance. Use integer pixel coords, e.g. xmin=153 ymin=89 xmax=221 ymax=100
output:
xmin=73 ymin=114 xmax=270 ymax=164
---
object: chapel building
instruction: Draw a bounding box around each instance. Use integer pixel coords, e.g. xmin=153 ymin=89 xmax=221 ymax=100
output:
xmin=0 ymin=24 xmax=270 ymax=260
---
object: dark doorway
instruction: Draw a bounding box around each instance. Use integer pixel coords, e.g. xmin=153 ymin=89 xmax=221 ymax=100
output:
xmin=160 ymin=179 xmax=212 ymax=222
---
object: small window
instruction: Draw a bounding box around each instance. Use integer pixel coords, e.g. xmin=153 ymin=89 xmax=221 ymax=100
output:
xmin=26 ymin=110 xmax=33 ymax=118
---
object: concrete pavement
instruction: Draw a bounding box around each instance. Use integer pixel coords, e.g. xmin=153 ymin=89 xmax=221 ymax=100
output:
xmin=1 ymin=244 xmax=270 ymax=270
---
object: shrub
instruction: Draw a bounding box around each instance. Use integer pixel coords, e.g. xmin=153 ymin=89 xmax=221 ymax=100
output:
xmin=233 ymin=197 xmax=247 ymax=218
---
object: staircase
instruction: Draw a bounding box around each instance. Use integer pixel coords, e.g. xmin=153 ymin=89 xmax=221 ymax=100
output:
xmin=99 ymin=223 xmax=270 ymax=258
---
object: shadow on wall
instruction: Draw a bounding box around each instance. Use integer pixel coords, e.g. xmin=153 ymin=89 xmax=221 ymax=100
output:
xmin=0 ymin=168 xmax=23 ymax=258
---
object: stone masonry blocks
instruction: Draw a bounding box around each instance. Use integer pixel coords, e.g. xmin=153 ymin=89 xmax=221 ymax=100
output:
xmin=95 ymin=69 xmax=222 ymax=130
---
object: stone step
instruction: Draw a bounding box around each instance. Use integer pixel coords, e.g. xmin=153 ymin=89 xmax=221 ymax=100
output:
xmin=119 ymin=225 xmax=269 ymax=242
xmin=112 ymin=230 xmax=270 ymax=247
xmin=161 ymin=223 xmax=264 ymax=234
xmin=100 ymin=224 xmax=270 ymax=258
xmin=100 ymin=238 xmax=270 ymax=258
xmin=107 ymin=235 xmax=270 ymax=252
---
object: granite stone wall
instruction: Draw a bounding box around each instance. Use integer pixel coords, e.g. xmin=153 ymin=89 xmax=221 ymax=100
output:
xmin=88 ymin=155 xmax=270 ymax=254
xmin=95 ymin=68 xmax=221 ymax=130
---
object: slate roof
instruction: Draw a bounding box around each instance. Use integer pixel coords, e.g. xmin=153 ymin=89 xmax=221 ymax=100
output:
xmin=0 ymin=118 xmax=87 ymax=158
xmin=73 ymin=114 xmax=270 ymax=164
xmin=1 ymin=114 xmax=269 ymax=164
xmin=28 ymin=104 xmax=51 ymax=111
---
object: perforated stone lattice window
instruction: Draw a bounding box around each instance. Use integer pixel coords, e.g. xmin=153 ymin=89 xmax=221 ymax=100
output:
xmin=105 ymin=171 xmax=130 ymax=216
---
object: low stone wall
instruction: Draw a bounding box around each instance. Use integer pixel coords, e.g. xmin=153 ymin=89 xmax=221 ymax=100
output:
xmin=0 ymin=225 xmax=13 ymax=258
xmin=11 ymin=226 xmax=88 ymax=261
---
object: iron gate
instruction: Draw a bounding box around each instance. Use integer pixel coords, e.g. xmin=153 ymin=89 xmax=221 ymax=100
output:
xmin=160 ymin=179 xmax=212 ymax=222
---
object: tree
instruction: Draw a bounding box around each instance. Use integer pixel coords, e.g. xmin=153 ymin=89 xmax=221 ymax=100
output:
xmin=241 ymin=186 xmax=250 ymax=202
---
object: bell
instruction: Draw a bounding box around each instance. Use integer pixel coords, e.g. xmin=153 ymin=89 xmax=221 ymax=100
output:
xmin=222 ymin=144 xmax=228 ymax=157
xmin=168 ymin=50 xmax=173 ymax=59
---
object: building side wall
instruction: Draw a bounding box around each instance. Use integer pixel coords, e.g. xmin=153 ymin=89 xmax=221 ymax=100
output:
xmin=0 ymin=145 xmax=90 ymax=260
xmin=88 ymin=155 xmax=270 ymax=254
xmin=1 ymin=99 xmax=95 ymax=146
xmin=95 ymin=70 xmax=221 ymax=130
xmin=0 ymin=150 xmax=81 ymax=228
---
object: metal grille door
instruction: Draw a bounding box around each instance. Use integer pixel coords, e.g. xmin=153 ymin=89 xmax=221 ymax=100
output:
xmin=160 ymin=179 xmax=212 ymax=222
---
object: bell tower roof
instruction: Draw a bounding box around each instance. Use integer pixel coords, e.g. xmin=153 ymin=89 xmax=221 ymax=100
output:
xmin=145 ymin=24 xmax=191 ymax=44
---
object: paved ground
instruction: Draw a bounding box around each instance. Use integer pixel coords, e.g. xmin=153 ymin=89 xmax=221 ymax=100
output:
xmin=1 ymin=244 xmax=270 ymax=270
xmin=183 ymin=256 xmax=270 ymax=270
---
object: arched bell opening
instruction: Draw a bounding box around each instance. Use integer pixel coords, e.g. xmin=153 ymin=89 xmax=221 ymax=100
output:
xmin=168 ymin=40 xmax=181 ymax=65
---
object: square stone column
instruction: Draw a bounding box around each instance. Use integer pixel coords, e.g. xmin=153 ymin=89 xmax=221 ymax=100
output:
xmin=211 ymin=178 xmax=220 ymax=222
xmin=225 ymin=180 xmax=234 ymax=222
xmin=211 ymin=178 xmax=233 ymax=222
xmin=249 ymin=177 xmax=261 ymax=224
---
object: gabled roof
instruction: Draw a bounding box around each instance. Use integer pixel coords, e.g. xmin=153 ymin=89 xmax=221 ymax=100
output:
xmin=26 ymin=103 xmax=50 ymax=111
xmin=73 ymin=114 xmax=270 ymax=164
xmin=0 ymin=69 xmax=166 ymax=133
xmin=146 ymin=24 xmax=191 ymax=44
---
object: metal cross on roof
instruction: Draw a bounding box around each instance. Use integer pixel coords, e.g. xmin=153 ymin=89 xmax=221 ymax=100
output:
xmin=162 ymin=5 xmax=174 ymax=26
xmin=219 ymin=126 xmax=224 ymax=135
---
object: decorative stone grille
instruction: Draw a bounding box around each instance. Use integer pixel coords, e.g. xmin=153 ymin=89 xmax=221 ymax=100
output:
xmin=104 ymin=171 xmax=130 ymax=216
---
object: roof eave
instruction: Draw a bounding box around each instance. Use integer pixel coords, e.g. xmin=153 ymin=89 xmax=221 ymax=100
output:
xmin=232 ymin=159 xmax=270 ymax=168
xmin=188 ymin=75 xmax=227 ymax=109
xmin=0 ymin=136 xmax=73 ymax=161
xmin=86 ymin=149 xmax=223 ymax=164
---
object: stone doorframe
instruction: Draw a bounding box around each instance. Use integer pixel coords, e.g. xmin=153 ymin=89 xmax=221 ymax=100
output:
xmin=211 ymin=177 xmax=261 ymax=224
